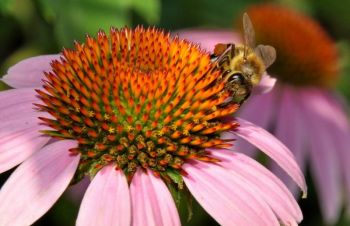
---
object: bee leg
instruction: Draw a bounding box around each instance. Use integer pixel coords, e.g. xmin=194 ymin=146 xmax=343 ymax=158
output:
xmin=228 ymin=43 xmax=235 ymax=58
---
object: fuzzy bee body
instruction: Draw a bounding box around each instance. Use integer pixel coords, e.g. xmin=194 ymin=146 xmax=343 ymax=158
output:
xmin=212 ymin=13 xmax=276 ymax=106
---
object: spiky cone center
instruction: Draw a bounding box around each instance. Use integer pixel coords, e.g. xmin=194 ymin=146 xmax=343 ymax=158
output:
xmin=244 ymin=4 xmax=339 ymax=88
xmin=36 ymin=27 xmax=239 ymax=183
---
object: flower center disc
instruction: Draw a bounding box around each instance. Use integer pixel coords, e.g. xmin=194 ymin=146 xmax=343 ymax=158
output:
xmin=36 ymin=27 xmax=238 ymax=181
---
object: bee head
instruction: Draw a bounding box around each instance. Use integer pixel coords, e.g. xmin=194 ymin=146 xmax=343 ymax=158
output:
xmin=231 ymin=45 xmax=265 ymax=86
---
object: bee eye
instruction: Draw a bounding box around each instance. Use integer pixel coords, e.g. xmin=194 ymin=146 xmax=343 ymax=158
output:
xmin=228 ymin=73 xmax=245 ymax=85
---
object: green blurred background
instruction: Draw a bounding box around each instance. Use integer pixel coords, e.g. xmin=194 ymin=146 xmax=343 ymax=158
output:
xmin=0 ymin=0 xmax=350 ymax=225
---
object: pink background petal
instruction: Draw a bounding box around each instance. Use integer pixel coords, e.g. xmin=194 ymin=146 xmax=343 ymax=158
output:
xmin=0 ymin=140 xmax=79 ymax=226
xmin=183 ymin=160 xmax=279 ymax=226
xmin=233 ymin=87 xmax=277 ymax=156
xmin=234 ymin=117 xmax=307 ymax=196
xmin=76 ymin=165 xmax=131 ymax=226
xmin=130 ymin=169 xmax=180 ymax=226
xmin=304 ymin=89 xmax=350 ymax=201
xmin=269 ymin=86 xmax=307 ymax=194
xmin=175 ymin=29 xmax=241 ymax=53
xmin=304 ymin=88 xmax=349 ymax=129
xmin=328 ymin=119 xmax=350 ymax=217
xmin=320 ymin=92 xmax=350 ymax=216
xmin=251 ymin=73 xmax=277 ymax=95
xmin=299 ymin=89 xmax=343 ymax=224
xmin=2 ymin=54 xmax=60 ymax=88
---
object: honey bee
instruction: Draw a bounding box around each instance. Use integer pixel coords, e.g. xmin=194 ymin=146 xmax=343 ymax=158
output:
xmin=212 ymin=13 xmax=276 ymax=105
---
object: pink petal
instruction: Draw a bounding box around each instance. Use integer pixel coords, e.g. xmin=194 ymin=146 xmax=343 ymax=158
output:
xmin=299 ymin=89 xmax=343 ymax=224
xmin=269 ymin=86 xmax=307 ymax=194
xmin=183 ymin=160 xmax=279 ymax=226
xmin=319 ymin=92 xmax=350 ymax=216
xmin=0 ymin=140 xmax=79 ymax=226
xmin=130 ymin=169 xmax=180 ymax=226
xmin=251 ymin=73 xmax=277 ymax=95
xmin=328 ymin=121 xmax=350 ymax=217
xmin=323 ymin=91 xmax=350 ymax=123
xmin=0 ymin=89 xmax=46 ymax=125
xmin=1 ymin=54 xmax=60 ymax=88
xmin=211 ymin=150 xmax=302 ymax=225
xmin=237 ymin=78 xmax=277 ymax=123
xmin=303 ymin=88 xmax=349 ymax=129
xmin=175 ymin=29 xmax=241 ymax=52
xmin=305 ymin=89 xmax=350 ymax=214
xmin=234 ymin=117 xmax=307 ymax=196
xmin=76 ymin=165 xmax=131 ymax=226
xmin=0 ymin=88 xmax=50 ymax=173
xmin=231 ymin=89 xmax=276 ymax=156
xmin=0 ymin=126 xmax=50 ymax=173
xmin=0 ymin=88 xmax=39 ymax=108
xmin=0 ymin=88 xmax=51 ymax=125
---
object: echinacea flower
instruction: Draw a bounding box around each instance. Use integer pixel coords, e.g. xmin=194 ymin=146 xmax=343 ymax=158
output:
xmin=178 ymin=4 xmax=350 ymax=225
xmin=0 ymin=26 xmax=306 ymax=226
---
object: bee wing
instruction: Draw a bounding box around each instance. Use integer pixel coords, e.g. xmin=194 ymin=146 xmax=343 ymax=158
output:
xmin=243 ymin=13 xmax=256 ymax=48
xmin=255 ymin=45 xmax=276 ymax=69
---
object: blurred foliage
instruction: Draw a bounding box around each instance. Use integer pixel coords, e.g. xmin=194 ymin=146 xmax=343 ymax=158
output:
xmin=0 ymin=0 xmax=160 ymax=74
xmin=308 ymin=0 xmax=350 ymax=40
xmin=33 ymin=195 xmax=79 ymax=226
xmin=274 ymin=0 xmax=313 ymax=13
xmin=337 ymin=41 xmax=350 ymax=103
xmin=159 ymin=0 xmax=260 ymax=29
xmin=1 ymin=0 xmax=350 ymax=225
xmin=38 ymin=0 xmax=160 ymax=47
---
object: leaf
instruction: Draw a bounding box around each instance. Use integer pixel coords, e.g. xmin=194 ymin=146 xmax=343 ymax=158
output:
xmin=166 ymin=169 xmax=184 ymax=189
xmin=166 ymin=183 xmax=182 ymax=208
